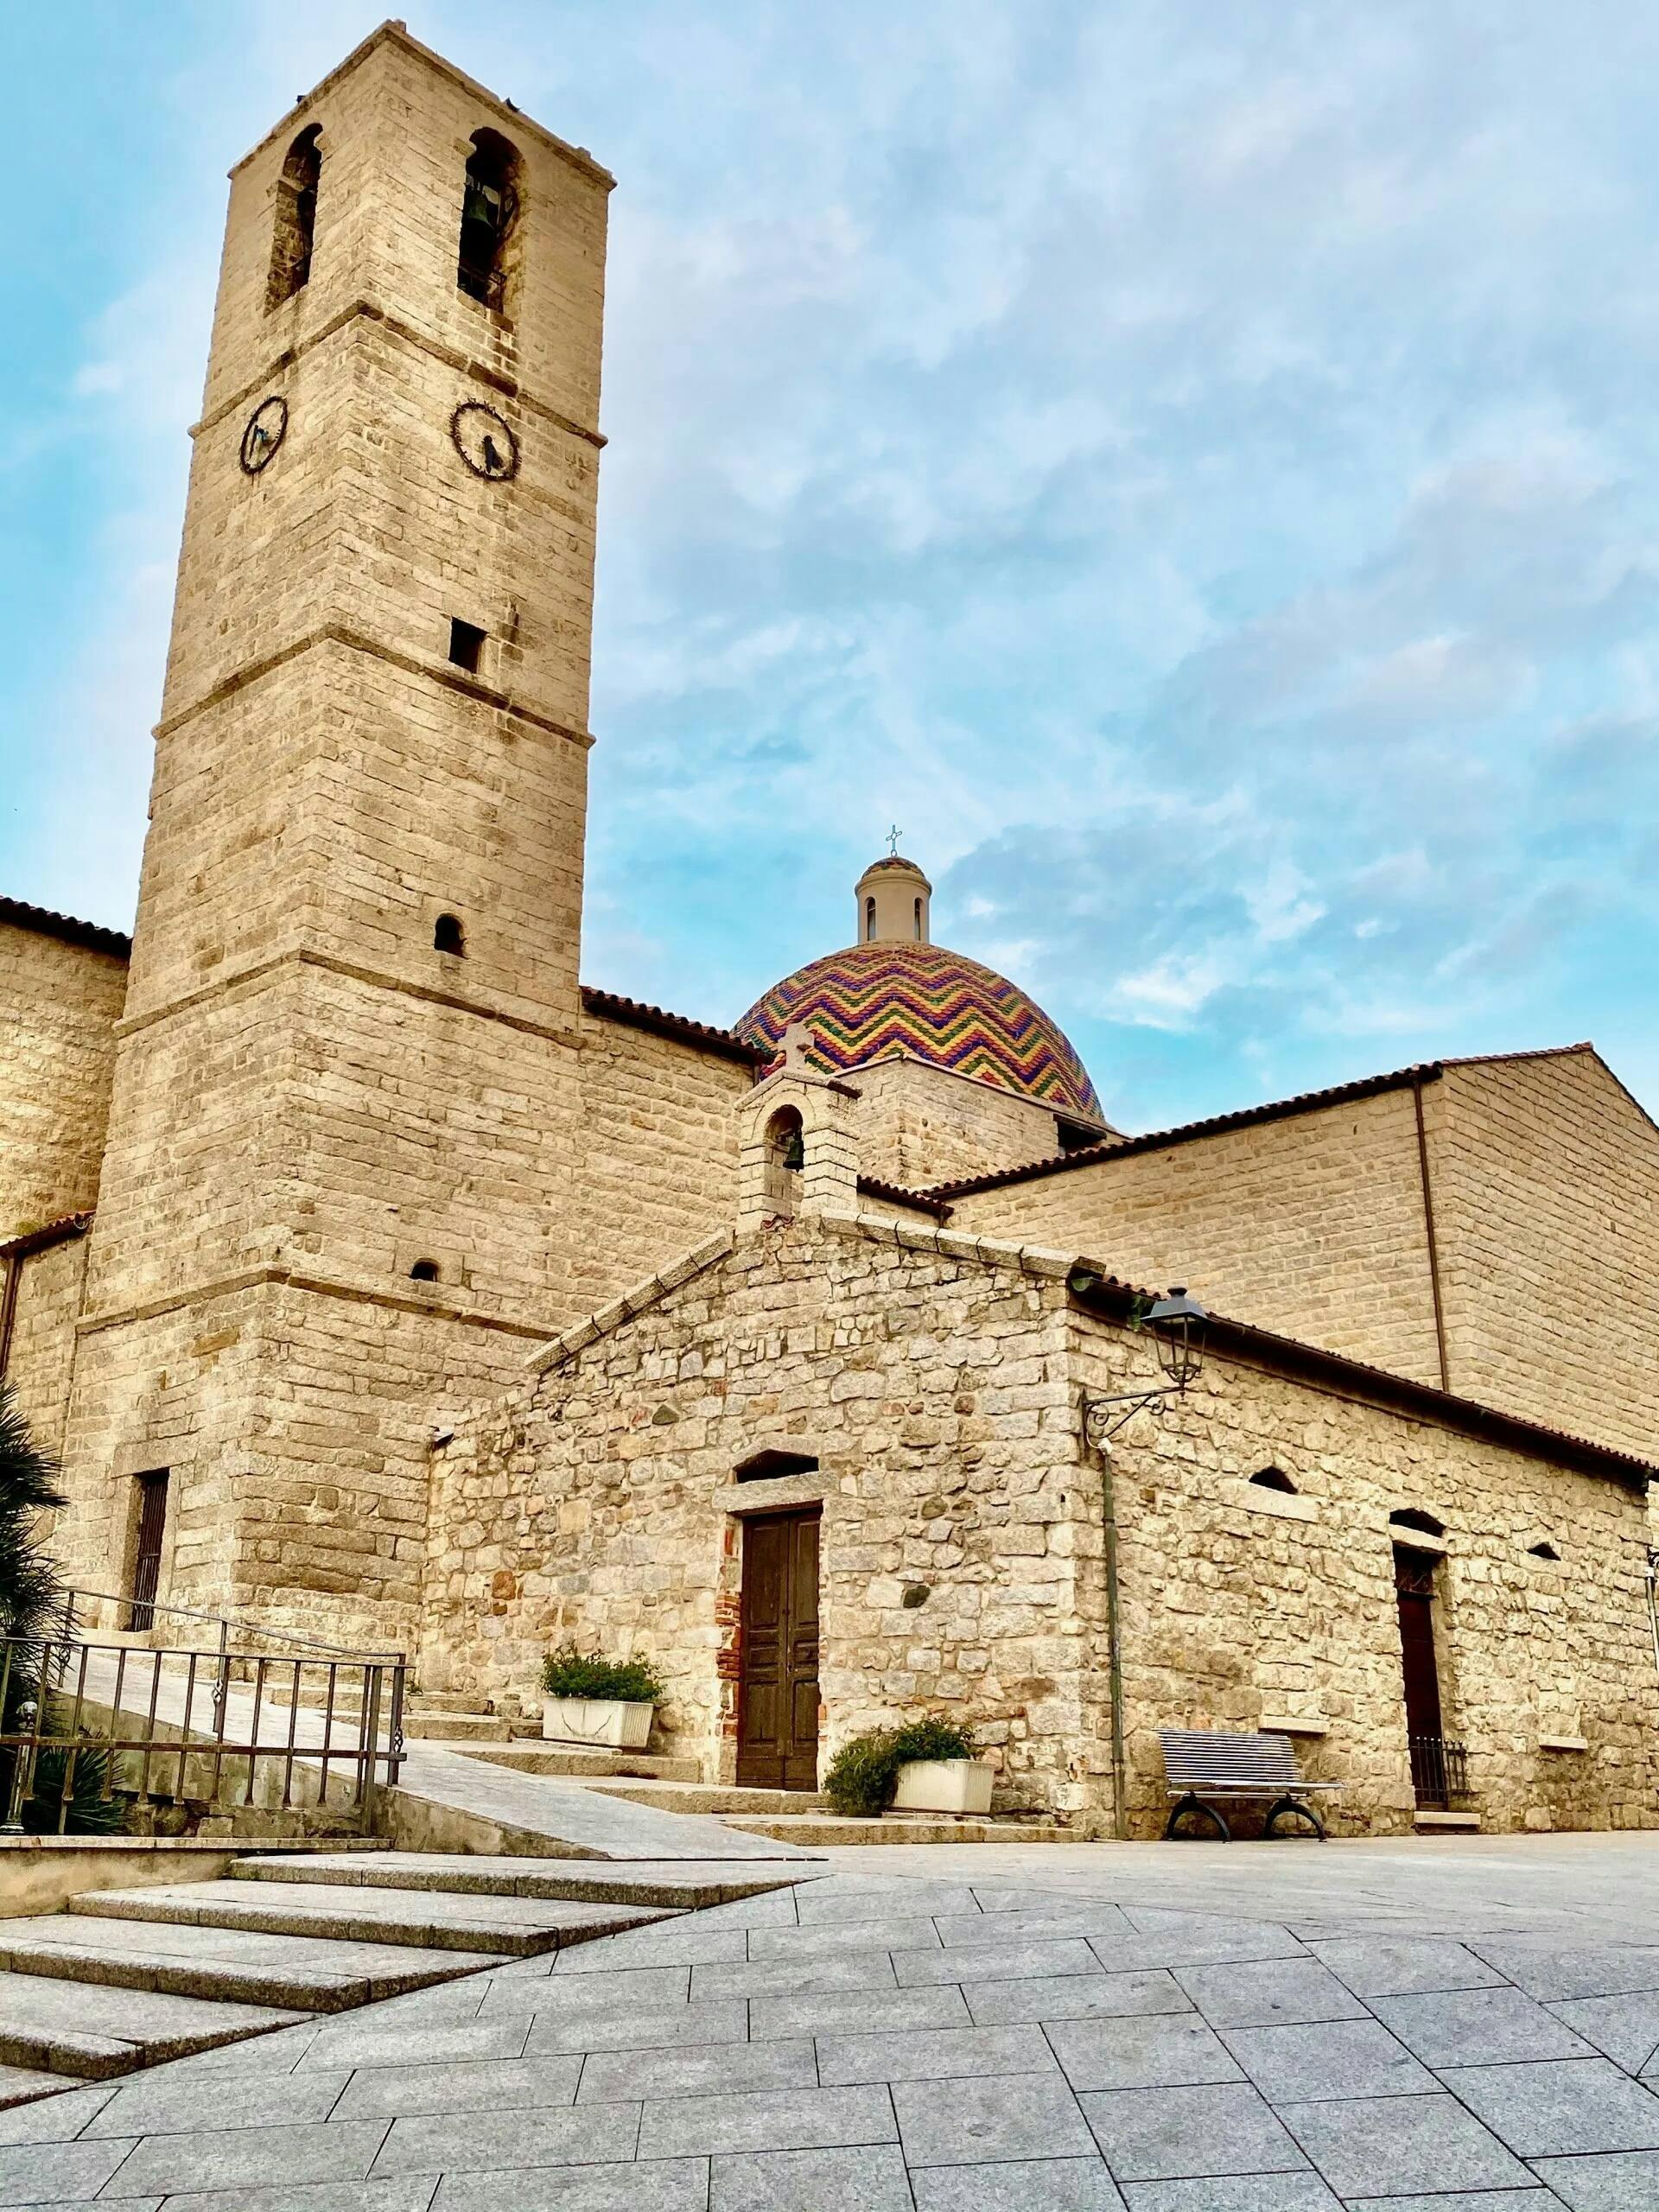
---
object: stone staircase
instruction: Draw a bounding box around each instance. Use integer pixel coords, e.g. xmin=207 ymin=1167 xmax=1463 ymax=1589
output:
xmin=0 ymin=1850 xmax=798 ymax=2102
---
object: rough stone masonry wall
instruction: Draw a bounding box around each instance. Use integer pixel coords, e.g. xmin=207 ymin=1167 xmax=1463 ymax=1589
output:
xmin=2 ymin=1236 xmax=92 ymax=1468
xmin=422 ymin=1218 xmax=1096 ymax=1811
xmin=1075 ymin=1310 xmax=1659 ymax=1839
xmin=565 ymin=1012 xmax=753 ymax=1326
xmin=1432 ymin=1054 xmax=1659 ymax=1465
xmin=0 ymin=922 xmax=126 ymax=1240
xmin=952 ymin=1086 xmax=1446 ymax=1388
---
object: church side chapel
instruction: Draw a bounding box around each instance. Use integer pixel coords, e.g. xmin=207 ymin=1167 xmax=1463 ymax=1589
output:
xmin=2 ymin=22 xmax=1656 ymax=1840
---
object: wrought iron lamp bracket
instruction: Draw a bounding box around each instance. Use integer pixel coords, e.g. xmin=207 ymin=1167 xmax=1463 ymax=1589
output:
xmin=1084 ymin=1383 xmax=1185 ymax=1448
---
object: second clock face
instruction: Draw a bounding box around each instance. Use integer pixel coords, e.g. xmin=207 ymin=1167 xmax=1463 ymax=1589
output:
xmin=239 ymin=396 xmax=289 ymax=474
xmin=451 ymin=400 xmax=519 ymax=482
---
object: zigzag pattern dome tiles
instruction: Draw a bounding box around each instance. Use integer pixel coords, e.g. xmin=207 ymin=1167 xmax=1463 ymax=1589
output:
xmin=736 ymin=942 xmax=1103 ymax=1121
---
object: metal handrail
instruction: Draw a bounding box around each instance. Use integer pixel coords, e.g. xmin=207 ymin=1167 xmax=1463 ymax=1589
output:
xmin=0 ymin=1626 xmax=405 ymax=1836
xmin=62 ymin=1587 xmax=404 ymax=1664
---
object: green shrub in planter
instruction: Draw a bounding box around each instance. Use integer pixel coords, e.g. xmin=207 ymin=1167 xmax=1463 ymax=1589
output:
xmin=539 ymin=1646 xmax=666 ymax=1704
xmin=823 ymin=1716 xmax=976 ymax=1816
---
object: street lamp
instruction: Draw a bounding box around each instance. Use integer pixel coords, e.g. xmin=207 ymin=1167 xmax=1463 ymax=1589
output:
xmin=1083 ymin=1286 xmax=1209 ymax=1449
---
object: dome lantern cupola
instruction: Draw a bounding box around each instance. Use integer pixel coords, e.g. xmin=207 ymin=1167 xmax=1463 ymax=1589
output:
xmin=855 ymin=852 xmax=931 ymax=945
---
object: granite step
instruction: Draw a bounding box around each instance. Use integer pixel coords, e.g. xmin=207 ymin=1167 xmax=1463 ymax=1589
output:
xmin=226 ymin=1850 xmax=810 ymax=1909
xmin=76 ymin=1879 xmax=672 ymax=1958
xmin=568 ymin=1778 xmax=829 ymax=1816
xmin=0 ymin=1913 xmax=495 ymax=2012
xmin=448 ymin=1742 xmax=702 ymax=1783
xmin=722 ymin=1811 xmax=1076 ymax=1845
xmin=399 ymin=1713 xmax=512 ymax=1740
xmin=0 ymin=2060 xmax=91 ymax=2107
xmin=0 ymin=1968 xmax=303 ymax=2081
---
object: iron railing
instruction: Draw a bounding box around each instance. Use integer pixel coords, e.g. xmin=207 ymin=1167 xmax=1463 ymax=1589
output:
xmin=0 ymin=1589 xmax=404 ymax=1835
xmin=1408 ymin=1733 xmax=1470 ymax=1810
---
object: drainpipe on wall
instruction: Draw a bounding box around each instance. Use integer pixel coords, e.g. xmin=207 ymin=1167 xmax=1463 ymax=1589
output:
xmin=1086 ymin=1408 xmax=1130 ymax=1841
xmin=1645 ymin=1550 xmax=1659 ymax=1680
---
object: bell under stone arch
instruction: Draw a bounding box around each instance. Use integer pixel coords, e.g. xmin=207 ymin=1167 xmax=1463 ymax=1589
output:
xmin=737 ymin=1063 xmax=860 ymax=1230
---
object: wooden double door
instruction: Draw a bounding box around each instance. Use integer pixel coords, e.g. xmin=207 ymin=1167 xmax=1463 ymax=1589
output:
xmin=736 ymin=1507 xmax=820 ymax=1790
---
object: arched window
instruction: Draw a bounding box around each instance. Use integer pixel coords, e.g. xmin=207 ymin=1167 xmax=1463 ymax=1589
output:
xmin=410 ymin=1258 xmax=441 ymax=1283
xmin=457 ymin=129 xmax=520 ymax=311
xmin=434 ymin=914 xmax=465 ymax=956
xmin=735 ymin=1448 xmax=819 ymax=1482
xmin=1249 ymin=1467 xmax=1297 ymax=1494
xmin=764 ymin=1106 xmax=804 ymax=1216
xmin=267 ymin=127 xmax=321 ymax=309
xmin=865 ymin=896 xmax=876 ymax=942
xmin=1389 ymin=1508 xmax=1446 ymax=1539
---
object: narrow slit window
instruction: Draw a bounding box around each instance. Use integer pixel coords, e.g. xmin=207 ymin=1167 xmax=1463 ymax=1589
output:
xmin=448 ymin=618 xmax=486 ymax=674
xmin=434 ymin=914 xmax=465 ymax=957
xmin=267 ymin=126 xmax=321 ymax=309
xmin=865 ymin=896 xmax=876 ymax=942
xmin=913 ymin=896 xmax=923 ymax=939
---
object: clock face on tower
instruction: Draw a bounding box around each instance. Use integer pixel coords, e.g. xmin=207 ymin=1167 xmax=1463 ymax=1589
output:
xmin=238 ymin=396 xmax=289 ymax=474
xmin=450 ymin=400 xmax=519 ymax=481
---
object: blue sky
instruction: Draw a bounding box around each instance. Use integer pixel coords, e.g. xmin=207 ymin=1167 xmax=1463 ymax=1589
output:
xmin=4 ymin=2 xmax=1658 ymax=1131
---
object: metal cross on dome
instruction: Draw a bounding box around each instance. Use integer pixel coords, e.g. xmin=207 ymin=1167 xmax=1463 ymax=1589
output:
xmin=886 ymin=823 xmax=902 ymax=856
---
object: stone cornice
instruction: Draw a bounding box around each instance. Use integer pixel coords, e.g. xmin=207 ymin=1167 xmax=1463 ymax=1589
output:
xmin=75 ymin=1261 xmax=556 ymax=1342
xmin=153 ymin=622 xmax=594 ymax=749
xmin=115 ymin=946 xmax=582 ymax=1052
xmin=192 ymin=297 xmax=604 ymax=449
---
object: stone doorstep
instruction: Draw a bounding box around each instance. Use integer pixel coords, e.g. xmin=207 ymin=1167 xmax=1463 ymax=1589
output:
xmin=1414 ymin=1810 xmax=1484 ymax=1830
xmin=567 ymin=1779 xmax=830 ymax=1817
xmin=449 ymin=1742 xmax=702 ymax=1783
xmin=397 ymin=1713 xmax=511 ymax=1740
xmin=723 ymin=1813 xmax=1077 ymax=1845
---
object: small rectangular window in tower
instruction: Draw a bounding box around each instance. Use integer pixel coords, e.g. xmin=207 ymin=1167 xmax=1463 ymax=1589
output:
xmin=448 ymin=619 xmax=486 ymax=675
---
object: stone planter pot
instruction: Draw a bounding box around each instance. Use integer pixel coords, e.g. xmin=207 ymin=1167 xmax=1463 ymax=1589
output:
xmin=891 ymin=1758 xmax=994 ymax=1815
xmin=541 ymin=1696 xmax=654 ymax=1749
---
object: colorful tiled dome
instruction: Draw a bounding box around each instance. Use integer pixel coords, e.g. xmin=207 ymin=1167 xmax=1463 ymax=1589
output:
xmin=737 ymin=940 xmax=1103 ymax=1122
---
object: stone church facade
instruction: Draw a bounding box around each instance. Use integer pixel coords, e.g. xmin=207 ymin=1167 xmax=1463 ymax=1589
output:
xmin=3 ymin=23 xmax=1657 ymax=1837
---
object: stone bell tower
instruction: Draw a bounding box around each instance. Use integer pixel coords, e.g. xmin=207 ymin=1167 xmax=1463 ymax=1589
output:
xmin=61 ymin=24 xmax=613 ymax=1640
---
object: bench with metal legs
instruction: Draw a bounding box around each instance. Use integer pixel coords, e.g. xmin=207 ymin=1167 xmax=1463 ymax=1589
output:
xmin=1158 ymin=1727 xmax=1341 ymax=1840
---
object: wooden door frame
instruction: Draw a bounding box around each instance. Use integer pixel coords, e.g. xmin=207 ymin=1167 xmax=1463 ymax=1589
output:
xmin=735 ymin=1503 xmax=821 ymax=1791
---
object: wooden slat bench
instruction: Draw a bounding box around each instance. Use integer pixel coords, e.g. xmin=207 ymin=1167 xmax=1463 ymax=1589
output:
xmin=1157 ymin=1727 xmax=1340 ymax=1840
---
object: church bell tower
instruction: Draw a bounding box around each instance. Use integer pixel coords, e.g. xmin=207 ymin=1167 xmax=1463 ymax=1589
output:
xmin=63 ymin=24 xmax=613 ymax=1639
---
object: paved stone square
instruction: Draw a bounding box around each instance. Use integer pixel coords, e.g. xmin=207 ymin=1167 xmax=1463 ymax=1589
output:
xmin=10 ymin=1832 xmax=1659 ymax=2209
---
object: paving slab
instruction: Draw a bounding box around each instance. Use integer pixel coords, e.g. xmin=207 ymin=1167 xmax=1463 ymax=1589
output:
xmin=298 ymin=2013 xmax=531 ymax=2071
xmin=1468 ymin=1945 xmax=1659 ymax=2001
xmin=333 ymin=2054 xmax=583 ymax=2120
xmin=551 ymin=1924 xmax=748 ymax=1972
xmin=1079 ymin=2081 xmax=1306 ymax=2183
xmin=710 ymin=2142 xmax=915 ymax=2209
xmin=751 ymin=1983 xmax=970 ymax=2039
xmin=912 ymin=2153 xmax=1127 ymax=2208
xmin=377 ymin=2100 xmax=640 ymax=2174
xmin=0 ymin=2133 xmax=139 ymax=2205
xmin=524 ymin=1999 xmax=748 ymax=2057
xmin=893 ymin=2069 xmax=1096 ymax=2165
xmin=1171 ymin=1957 xmax=1368 ymax=2028
xmin=964 ymin=1969 xmax=1191 ymax=2028
xmin=1047 ymin=2014 xmax=1241 ymax=2093
xmin=1440 ymin=2056 xmax=1659 ymax=2156
xmin=818 ymin=2022 xmax=1055 ymax=2086
xmin=113 ymin=2116 xmax=391 ymax=2196
xmin=1344 ymin=2196 xmax=1556 ymax=2210
xmin=158 ymin=2183 xmax=444 ymax=2212
xmin=1120 ymin=2180 xmax=1340 ymax=2211
xmin=1530 ymin=2148 xmax=1659 ymax=2209
xmin=1219 ymin=2017 xmax=1435 ymax=2101
xmin=1308 ymin=1936 xmax=1506 ymax=1997
xmin=84 ymin=2065 xmax=350 ymax=2136
xmin=431 ymin=2158 xmax=707 ymax=2210
xmin=895 ymin=1936 xmax=1103 ymax=1986
xmin=578 ymin=2037 xmax=815 ymax=2104
xmin=693 ymin=1950 xmax=897 ymax=2001
xmin=745 ymin=1915 xmax=944 ymax=1959
xmin=1371 ymin=1982 xmax=1598 ymax=2064
xmin=933 ymin=1907 xmax=1136 ymax=1948
xmin=1550 ymin=1991 xmax=1659 ymax=2072
xmin=491 ymin=1966 xmax=694 ymax=2018
xmin=637 ymin=2082 xmax=897 ymax=2158
xmin=1275 ymin=2089 xmax=1535 ymax=2196
xmin=794 ymin=1883 xmax=982 ymax=1922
